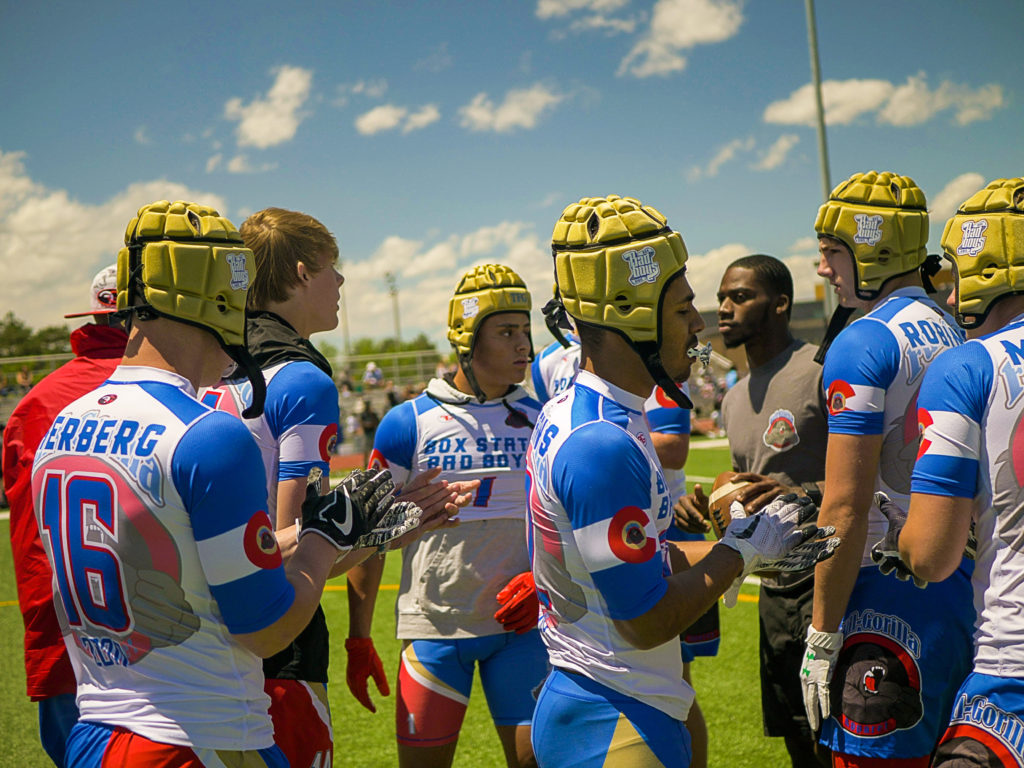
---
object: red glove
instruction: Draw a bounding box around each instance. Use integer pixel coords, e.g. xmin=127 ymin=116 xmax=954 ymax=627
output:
xmin=494 ymin=571 xmax=539 ymax=634
xmin=345 ymin=637 xmax=390 ymax=713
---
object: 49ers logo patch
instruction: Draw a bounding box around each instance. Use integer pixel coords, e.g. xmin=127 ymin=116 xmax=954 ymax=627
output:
xmin=607 ymin=506 xmax=656 ymax=563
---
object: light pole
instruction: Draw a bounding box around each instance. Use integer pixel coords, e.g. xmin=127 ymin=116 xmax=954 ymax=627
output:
xmin=805 ymin=0 xmax=837 ymax=317
xmin=384 ymin=271 xmax=401 ymax=345
xmin=340 ymin=262 xmax=351 ymax=356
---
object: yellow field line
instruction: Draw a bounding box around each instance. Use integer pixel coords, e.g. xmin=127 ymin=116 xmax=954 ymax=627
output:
xmin=2 ymin=586 xmax=758 ymax=606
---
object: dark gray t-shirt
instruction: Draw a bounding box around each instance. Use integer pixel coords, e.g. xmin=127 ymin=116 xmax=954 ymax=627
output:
xmin=721 ymin=339 xmax=828 ymax=487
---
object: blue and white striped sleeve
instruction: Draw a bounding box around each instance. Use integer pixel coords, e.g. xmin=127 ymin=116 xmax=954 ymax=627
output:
xmin=174 ymin=411 xmax=294 ymax=634
xmin=912 ymin=343 xmax=990 ymax=499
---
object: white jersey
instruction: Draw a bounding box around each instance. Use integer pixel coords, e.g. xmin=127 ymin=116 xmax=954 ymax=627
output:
xmin=913 ymin=313 xmax=1024 ymax=675
xmin=531 ymin=337 xmax=581 ymax=402
xmin=370 ymin=377 xmax=542 ymax=637
xmin=526 ymin=370 xmax=692 ymax=720
xmin=201 ymin=360 xmax=339 ymax=512
xmin=31 ymin=366 xmax=292 ymax=749
xmin=823 ymin=287 xmax=964 ymax=565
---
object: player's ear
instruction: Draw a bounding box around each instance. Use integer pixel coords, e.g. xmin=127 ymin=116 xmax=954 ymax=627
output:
xmin=775 ymin=293 xmax=790 ymax=317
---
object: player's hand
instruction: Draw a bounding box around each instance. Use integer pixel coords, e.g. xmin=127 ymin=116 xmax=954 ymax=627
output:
xmin=345 ymin=637 xmax=390 ymax=713
xmin=731 ymin=472 xmax=792 ymax=515
xmin=131 ymin=568 xmax=200 ymax=648
xmin=382 ymin=471 xmax=478 ymax=550
xmin=870 ymin=492 xmax=926 ymax=588
xmin=494 ymin=571 xmax=539 ymax=634
xmin=300 ymin=469 xmax=422 ymax=551
xmin=800 ymin=624 xmax=843 ymax=732
xmin=718 ymin=494 xmax=839 ymax=606
xmin=673 ymin=484 xmax=711 ymax=534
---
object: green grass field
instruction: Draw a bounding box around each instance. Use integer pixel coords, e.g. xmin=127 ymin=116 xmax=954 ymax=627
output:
xmin=0 ymin=439 xmax=791 ymax=767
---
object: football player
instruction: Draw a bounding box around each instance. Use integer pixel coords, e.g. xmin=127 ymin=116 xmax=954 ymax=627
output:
xmin=31 ymin=200 xmax=419 ymax=767
xmin=528 ymin=195 xmax=838 ymax=767
xmin=200 ymin=207 xmax=468 ymax=768
xmin=345 ymin=265 xmax=546 ymax=768
xmin=800 ymin=173 xmax=974 ymax=766
xmin=895 ymin=178 xmax=1024 ymax=766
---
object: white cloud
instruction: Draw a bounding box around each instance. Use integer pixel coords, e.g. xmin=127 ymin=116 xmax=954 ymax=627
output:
xmin=355 ymin=103 xmax=441 ymax=135
xmin=458 ymin=84 xmax=564 ymax=133
xmin=789 ymin=236 xmax=817 ymax=253
xmin=337 ymin=222 xmax=552 ymax=349
xmin=752 ymin=133 xmax=799 ymax=171
xmin=403 ymin=104 xmax=441 ymax=133
xmin=205 ymin=154 xmax=222 ymax=173
xmin=930 ymin=172 xmax=986 ymax=221
xmin=355 ymin=105 xmax=407 ymax=135
xmin=226 ymin=154 xmax=277 ymax=174
xmin=536 ymin=0 xmax=629 ymax=19
xmin=685 ymin=243 xmax=751 ymax=311
xmin=765 ymin=75 xmax=1005 ymax=127
xmin=334 ymin=78 xmax=389 ymax=107
xmin=415 ymin=43 xmax=454 ymax=73
xmin=0 ymin=150 xmax=228 ymax=328
xmin=224 ymin=65 xmax=313 ymax=148
xmin=688 ymin=137 xmax=754 ymax=180
xmin=764 ymin=79 xmax=894 ymax=126
xmin=618 ymin=0 xmax=743 ymax=78
xmin=133 ymin=126 xmax=151 ymax=145
xmin=571 ymin=14 xmax=637 ymax=34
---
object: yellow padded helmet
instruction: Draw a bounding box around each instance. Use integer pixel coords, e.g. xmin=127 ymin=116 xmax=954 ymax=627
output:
xmin=550 ymin=194 xmax=693 ymax=407
xmin=941 ymin=177 xmax=1024 ymax=329
xmin=552 ymin=195 xmax=688 ymax=343
xmin=118 ymin=200 xmax=266 ymax=417
xmin=815 ymin=171 xmax=929 ymax=300
xmin=447 ymin=264 xmax=533 ymax=401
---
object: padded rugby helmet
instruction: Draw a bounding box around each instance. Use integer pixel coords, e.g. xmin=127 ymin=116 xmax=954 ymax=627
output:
xmin=815 ymin=171 xmax=930 ymax=300
xmin=117 ymin=200 xmax=266 ymax=417
xmin=941 ymin=177 xmax=1024 ymax=329
xmin=447 ymin=264 xmax=533 ymax=402
xmin=550 ymin=194 xmax=693 ymax=407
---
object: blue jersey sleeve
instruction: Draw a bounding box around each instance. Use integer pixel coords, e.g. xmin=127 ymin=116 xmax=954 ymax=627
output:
xmin=370 ymin=399 xmax=419 ymax=486
xmin=531 ymin=356 xmax=550 ymax=402
xmin=823 ymin=319 xmax=900 ymax=436
xmin=912 ymin=343 xmax=991 ymax=499
xmin=551 ymin=422 xmax=667 ymax=621
xmin=263 ymin=362 xmax=340 ymax=481
xmin=173 ymin=411 xmax=294 ymax=634
xmin=646 ymin=398 xmax=691 ymax=435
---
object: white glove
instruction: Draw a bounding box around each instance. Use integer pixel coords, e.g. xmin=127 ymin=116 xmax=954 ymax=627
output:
xmin=719 ymin=494 xmax=839 ymax=607
xmin=720 ymin=501 xmax=746 ymax=608
xmin=800 ymin=624 xmax=843 ymax=732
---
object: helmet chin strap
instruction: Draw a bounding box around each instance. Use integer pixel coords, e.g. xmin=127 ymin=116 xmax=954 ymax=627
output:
xmin=635 ymin=341 xmax=694 ymax=409
xmin=542 ymin=294 xmax=574 ymax=349
xmin=457 ymin=353 xmax=489 ymax=404
xmin=813 ymin=305 xmax=856 ymax=365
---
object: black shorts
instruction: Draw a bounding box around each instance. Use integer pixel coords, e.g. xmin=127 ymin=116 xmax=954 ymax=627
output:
xmin=759 ymin=573 xmax=816 ymax=739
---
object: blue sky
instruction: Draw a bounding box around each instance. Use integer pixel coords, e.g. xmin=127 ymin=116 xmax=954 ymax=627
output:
xmin=2 ymin=0 xmax=1020 ymax=353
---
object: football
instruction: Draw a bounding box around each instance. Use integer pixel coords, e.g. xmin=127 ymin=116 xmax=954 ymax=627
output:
xmin=706 ymin=471 xmax=751 ymax=539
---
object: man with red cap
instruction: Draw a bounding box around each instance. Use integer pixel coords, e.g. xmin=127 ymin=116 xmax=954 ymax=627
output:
xmin=3 ymin=265 xmax=127 ymax=766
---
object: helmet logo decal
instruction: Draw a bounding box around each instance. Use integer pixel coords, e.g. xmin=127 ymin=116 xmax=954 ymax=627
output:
xmin=622 ymin=246 xmax=660 ymax=286
xmin=957 ymin=219 xmax=989 ymax=257
xmin=853 ymin=214 xmax=884 ymax=246
xmin=461 ymin=296 xmax=480 ymax=318
xmin=226 ymin=252 xmax=250 ymax=290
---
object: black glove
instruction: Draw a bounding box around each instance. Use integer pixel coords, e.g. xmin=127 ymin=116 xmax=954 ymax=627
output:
xmin=870 ymin=492 xmax=926 ymax=588
xmin=300 ymin=469 xmax=421 ymax=551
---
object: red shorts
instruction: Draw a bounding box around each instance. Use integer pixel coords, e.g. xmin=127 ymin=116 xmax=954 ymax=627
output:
xmin=265 ymin=679 xmax=333 ymax=768
xmin=65 ymin=721 xmax=288 ymax=767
